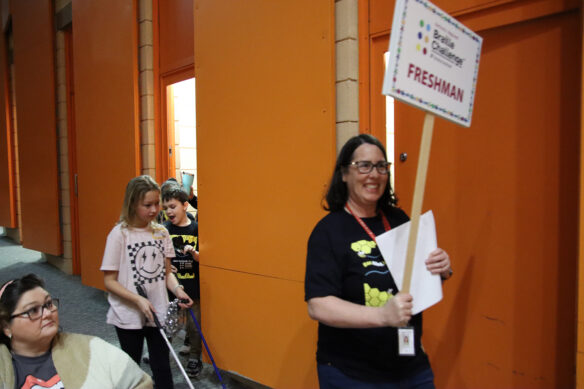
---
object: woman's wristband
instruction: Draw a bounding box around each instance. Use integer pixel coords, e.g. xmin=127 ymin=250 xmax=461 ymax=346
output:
xmin=173 ymin=284 xmax=184 ymax=294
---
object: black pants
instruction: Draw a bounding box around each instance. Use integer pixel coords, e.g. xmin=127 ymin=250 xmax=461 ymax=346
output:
xmin=115 ymin=326 xmax=174 ymax=389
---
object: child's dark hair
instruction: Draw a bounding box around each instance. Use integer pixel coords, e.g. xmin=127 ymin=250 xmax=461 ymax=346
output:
xmin=0 ymin=274 xmax=45 ymax=347
xmin=161 ymin=185 xmax=189 ymax=203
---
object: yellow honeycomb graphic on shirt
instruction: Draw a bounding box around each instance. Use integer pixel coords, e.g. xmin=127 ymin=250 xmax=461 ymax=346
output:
xmin=351 ymin=240 xmax=377 ymax=258
xmin=364 ymin=283 xmax=393 ymax=307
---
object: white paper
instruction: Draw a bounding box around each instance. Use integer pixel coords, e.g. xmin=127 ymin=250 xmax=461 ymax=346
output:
xmin=376 ymin=210 xmax=442 ymax=315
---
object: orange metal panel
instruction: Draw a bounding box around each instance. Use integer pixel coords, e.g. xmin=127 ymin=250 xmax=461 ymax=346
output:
xmin=369 ymin=0 xmax=579 ymax=35
xmin=73 ymin=0 xmax=140 ymax=289
xmin=369 ymin=8 xmax=580 ymax=388
xmin=12 ymin=0 xmax=61 ymax=254
xmin=159 ymin=0 xmax=194 ymax=76
xmin=195 ymin=0 xmax=335 ymax=281
xmin=456 ymin=0 xmax=581 ymax=32
xmin=200 ymin=267 xmax=318 ymax=387
xmin=195 ymin=1 xmax=334 ymax=386
xmin=426 ymin=15 xmax=578 ymax=388
xmin=577 ymin=5 xmax=584 ymax=389
xmin=0 ymin=24 xmax=15 ymax=228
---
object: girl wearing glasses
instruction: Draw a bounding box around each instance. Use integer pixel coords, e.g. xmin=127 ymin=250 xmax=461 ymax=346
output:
xmin=0 ymin=274 xmax=152 ymax=388
xmin=304 ymin=134 xmax=453 ymax=389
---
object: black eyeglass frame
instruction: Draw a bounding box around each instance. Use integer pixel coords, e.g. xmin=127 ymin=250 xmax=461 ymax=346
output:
xmin=9 ymin=298 xmax=60 ymax=320
xmin=348 ymin=160 xmax=392 ymax=174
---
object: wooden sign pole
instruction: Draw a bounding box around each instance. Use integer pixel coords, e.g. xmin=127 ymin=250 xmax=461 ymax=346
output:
xmin=401 ymin=113 xmax=435 ymax=294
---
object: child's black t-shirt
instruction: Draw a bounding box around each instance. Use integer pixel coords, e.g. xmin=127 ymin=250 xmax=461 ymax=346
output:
xmin=163 ymin=220 xmax=200 ymax=299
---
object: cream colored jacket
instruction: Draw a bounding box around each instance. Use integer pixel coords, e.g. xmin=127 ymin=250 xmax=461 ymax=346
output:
xmin=0 ymin=332 xmax=152 ymax=389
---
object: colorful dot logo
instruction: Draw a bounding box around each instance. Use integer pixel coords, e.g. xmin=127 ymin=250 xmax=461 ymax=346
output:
xmin=417 ymin=20 xmax=431 ymax=55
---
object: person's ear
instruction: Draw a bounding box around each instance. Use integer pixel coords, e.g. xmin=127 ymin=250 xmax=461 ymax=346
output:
xmin=3 ymin=327 xmax=11 ymax=339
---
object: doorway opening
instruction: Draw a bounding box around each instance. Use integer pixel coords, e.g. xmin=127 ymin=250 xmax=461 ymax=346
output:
xmin=165 ymin=77 xmax=197 ymax=211
xmin=383 ymin=51 xmax=395 ymax=188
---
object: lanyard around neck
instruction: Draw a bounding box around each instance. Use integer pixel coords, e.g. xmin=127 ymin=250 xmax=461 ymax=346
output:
xmin=345 ymin=203 xmax=391 ymax=241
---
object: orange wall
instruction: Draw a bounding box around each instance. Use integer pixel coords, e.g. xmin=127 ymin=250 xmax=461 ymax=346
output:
xmin=195 ymin=0 xmax=335 ymax=386
xmin=11 ymin=0 xmax=61 ymax=254
xmin=0 ymin=17 xmax=14 ymax=228
xmin=578 ymin=5 xmax=584 ymax=388
xmin=73 ymin=0 xmax=140 ymax=289
xmin=0 ymin=0 xmax=7 ymax=31
xmin=158 ymin=0 xmax=193 ymax=76
xmin=366 ymin=1 xmax=581 ymax=387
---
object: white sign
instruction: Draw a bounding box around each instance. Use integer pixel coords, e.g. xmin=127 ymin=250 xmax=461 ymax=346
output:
xmin=382 ymin=0 xmax=482 ymax=127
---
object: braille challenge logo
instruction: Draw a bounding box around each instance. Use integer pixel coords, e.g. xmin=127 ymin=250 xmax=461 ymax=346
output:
xmin=416 ymin=20 xmax=431 ymax=55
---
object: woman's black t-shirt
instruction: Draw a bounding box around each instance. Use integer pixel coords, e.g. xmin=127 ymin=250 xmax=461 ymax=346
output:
xmin=304 ymin=207 xmax=430 ymax=381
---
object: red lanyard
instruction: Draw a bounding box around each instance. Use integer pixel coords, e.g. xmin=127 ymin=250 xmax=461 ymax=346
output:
xmin=345 ymin=203 xmax=391 ymax=241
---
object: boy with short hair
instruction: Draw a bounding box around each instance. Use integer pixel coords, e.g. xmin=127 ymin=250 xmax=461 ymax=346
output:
xmin=161 ymin=185 xmax=203 ymax=378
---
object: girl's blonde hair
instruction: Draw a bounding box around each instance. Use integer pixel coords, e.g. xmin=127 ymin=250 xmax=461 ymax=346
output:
xmin=120 ymin=175 xmax=160 ymax=228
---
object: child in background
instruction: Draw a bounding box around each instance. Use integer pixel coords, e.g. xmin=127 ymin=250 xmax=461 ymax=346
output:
xmin=100 ymin=175 xmax=193 ymax=388
xmin=161 ymin=184 xmax=203 ymax=378
xmin=158 ymin=178 xmax=198 ymax=223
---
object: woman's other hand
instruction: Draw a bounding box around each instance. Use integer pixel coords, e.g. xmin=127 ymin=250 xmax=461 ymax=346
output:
xmin=425 ymin=248 xmax=452 ymax=280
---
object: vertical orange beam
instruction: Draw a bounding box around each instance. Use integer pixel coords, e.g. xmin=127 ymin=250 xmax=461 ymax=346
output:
xmin=0 ymin=22 xmax=15 ymax=228
xmin=12 ymin=0 xmax=61 ymax=254
xmin=73 ymin=0 xmax=140 ymax=289
xmin=577 ymin=4 xmax=584 ymax=387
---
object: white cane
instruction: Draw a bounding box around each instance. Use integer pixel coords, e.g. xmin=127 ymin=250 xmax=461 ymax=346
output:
xmin=136 ymin=284 xmax=195 ymax=389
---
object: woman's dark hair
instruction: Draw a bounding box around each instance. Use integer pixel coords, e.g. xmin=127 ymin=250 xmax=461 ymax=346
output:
xmin=0 ymin=274 xmax=45 ymax=347
xmin=324 ymin=134 xmax=397 ymax=213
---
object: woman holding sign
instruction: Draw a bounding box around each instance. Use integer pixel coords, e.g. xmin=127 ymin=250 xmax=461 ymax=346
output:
xmin=305 ymin=134 xmax=452 ymax=388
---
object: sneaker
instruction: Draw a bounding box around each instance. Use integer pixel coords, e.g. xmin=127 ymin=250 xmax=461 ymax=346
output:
xmin=178 ymin=344 xmax=191 ymax=356
xmin=186 ymin=359 xmax=203 ymax=378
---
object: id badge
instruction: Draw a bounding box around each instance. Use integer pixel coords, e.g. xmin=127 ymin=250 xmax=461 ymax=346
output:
xmin=398 ymin=327 xmax=415 ymax=356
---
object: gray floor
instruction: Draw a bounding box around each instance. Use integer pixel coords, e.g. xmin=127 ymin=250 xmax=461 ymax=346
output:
xmin=0 ymin=235 xmax=262 ymax=389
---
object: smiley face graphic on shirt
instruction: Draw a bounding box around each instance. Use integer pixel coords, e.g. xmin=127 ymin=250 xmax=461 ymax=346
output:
xmin=127 ymin=240 xmax=166 ymax=284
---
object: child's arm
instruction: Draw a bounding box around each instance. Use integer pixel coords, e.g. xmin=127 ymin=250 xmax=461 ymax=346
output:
xmin=103 ymin=271 xmax=156 ymax=323
xmin=165 ymin=258 xmax=193 ymax=309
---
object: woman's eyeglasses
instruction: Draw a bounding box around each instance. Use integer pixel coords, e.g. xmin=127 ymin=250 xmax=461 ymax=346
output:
xmin=348 ymin=161 xmax=391 ymax=174
xmin=10 ymin=298 xmax=59 ymax=320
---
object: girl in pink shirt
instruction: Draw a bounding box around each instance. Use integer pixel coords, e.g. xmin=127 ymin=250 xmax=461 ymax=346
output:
xmin=101 ymin=175 xmax=192 ymax=388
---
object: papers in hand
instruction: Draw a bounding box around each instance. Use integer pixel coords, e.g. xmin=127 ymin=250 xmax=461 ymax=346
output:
xmin=376 ymin=210 xmax=442 ymax=315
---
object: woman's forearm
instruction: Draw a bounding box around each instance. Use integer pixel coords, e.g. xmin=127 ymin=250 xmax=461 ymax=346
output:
xmin=307 ymin=294 xmax=412 ymax=328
